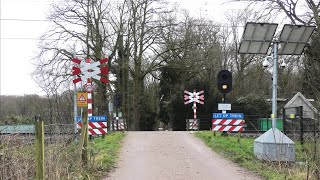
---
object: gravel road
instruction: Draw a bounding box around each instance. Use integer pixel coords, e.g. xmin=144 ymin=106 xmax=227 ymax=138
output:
xmin=105 ymin=131 xmax=262 ymax=180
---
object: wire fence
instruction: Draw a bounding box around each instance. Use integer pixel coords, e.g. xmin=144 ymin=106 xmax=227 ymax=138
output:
xmin=0 ymin=127 xmax=35 ymax=180
xmin=0 ymin=123 xmax=82 ymax=180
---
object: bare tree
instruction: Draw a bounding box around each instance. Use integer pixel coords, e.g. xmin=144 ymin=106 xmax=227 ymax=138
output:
xmin=33 ymin=0 xmax=117 ymax=122
xmin=232 ymin=0 xmax=319 ymax=26
xmin=109 ymin=0 xmax=176 ymax=130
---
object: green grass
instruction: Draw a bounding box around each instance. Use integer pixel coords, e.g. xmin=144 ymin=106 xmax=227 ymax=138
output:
xmin=86 ymin=132 xmax=126 ymax=179
xmin=194 ymin=131 xmax=308 ymax=180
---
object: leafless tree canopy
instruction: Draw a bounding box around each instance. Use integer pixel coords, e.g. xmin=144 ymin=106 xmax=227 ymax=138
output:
xmin=30 ymin=0 xmax=320 ymax=131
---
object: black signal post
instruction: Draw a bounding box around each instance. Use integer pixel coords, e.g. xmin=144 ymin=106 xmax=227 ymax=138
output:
xmin=217 ymin=70 xmax=232 ymax=136
xmin=217 ymin=70 xmax=232 ymax=100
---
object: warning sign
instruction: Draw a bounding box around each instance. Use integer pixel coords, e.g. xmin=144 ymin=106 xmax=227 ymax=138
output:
xmin=77 ymin=92 xmax=88 ymax=107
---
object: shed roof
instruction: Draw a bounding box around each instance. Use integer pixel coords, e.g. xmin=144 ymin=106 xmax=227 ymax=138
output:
xmin=284 ymin=92 xmax=318 ymax=114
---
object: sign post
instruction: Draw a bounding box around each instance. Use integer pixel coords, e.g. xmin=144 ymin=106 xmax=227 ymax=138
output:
xmin=72 ymin=57 xmax=109 ymax=141
xmin=184 ymin=90 xmax=204 ymax=130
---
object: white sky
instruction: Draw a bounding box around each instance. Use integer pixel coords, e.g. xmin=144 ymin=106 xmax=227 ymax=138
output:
xmin=0 ymin=0 xmax=247 ymax=96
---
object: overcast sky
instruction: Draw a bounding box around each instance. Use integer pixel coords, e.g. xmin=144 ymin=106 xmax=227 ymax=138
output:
xmin=0 ymin=0 xmax=246 ymax=96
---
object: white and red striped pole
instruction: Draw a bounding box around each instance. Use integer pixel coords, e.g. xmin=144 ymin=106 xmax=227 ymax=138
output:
xmin=86 ymin=58 xmax=93 ymax=119
xmin=193 ymin=90 xmax=197 ymax=122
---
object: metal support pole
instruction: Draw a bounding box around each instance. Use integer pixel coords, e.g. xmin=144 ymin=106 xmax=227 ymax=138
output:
xmin=193 ymin=90 xmax=197 ymax=130
xmin=222 ymin=93 xmax=227 ymax=135
xmin=108 ymin=101 xmax=113 ymax=132
xmin=186 ymin=119 xmax=189 ymax=131
xmin=272 ymin=42 xmax=278 ymax=130
xmin=73 ymin=44 xmax=78 ymax=141
xmin=116 ymin=106 xmax=119 ymax=131
xmin=74 ymin=82 xmax=78 ymax=140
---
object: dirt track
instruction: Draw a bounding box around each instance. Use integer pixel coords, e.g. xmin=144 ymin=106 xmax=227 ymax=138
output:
xmin=105 ymin=131 xmax=262 ymax=180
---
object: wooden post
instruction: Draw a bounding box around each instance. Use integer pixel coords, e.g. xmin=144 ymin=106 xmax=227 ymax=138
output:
xmin=35 ymin=116 xmax=44 ymax=180
xmin=282 ymin=108 xmax=286 ymax=134
xmin=80 ymin=111 xmax=88 ymax=166
xmin=299 ymin=106 xmax=304 ymax=146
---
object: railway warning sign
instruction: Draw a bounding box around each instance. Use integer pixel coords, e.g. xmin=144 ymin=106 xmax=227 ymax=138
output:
xmin=77 ymin=92 xmax=88 ymax=107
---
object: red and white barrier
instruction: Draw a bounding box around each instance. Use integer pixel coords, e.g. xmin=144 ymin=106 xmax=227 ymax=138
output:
xmin=88 ymin=128 xmax=107 ymax=135
xmin=189 ymin=121 xmax=198 ymax=130
xmin=113 ymin=121 xmax=125 ymax=130
xmin=212 ymin=119 xmax=244 ymax=126
xmin=77 ymin=122 xmax=107 ymax=129
xmin=212 ymin=118 xmax=244 ymax=132
xmin=212 ymin=125 xmax=244 ymax=132
xmin=186 ymin=119 xmax=198 ymax=130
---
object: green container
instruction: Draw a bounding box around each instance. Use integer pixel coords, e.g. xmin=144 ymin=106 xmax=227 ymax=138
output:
xmin=258 ymin=118 xmax=283 ymax=131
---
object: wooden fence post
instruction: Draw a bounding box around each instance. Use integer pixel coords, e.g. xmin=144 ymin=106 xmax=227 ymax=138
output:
xmin=282 ymin=108 xmax=286 ymax=134
xmin=299 ymin=106 xmax=304 ymax=146
xmin=80 ymin=111 xmax=88 ymax=166
xmin=35 ymin=116 xmax=44 ymax=180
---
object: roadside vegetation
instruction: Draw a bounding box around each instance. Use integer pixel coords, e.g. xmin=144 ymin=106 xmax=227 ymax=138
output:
xmin=0 ymin=131 xmax=125 ymax=180
xmin=195 ymin=131 xmax=318 ymax=180
xmin=88 ymin=132 xmax=126 ymax=178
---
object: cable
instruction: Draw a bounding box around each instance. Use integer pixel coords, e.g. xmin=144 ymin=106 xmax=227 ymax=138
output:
xmin=0 ymin=37 xmax=73 ymax=41
xmin=0 ymin=18 xmax=50 ymax=22
xmin=0 ymin=18 xmax=245 ymax=28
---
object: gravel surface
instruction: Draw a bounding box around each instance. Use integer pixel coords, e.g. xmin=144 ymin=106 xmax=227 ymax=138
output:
xmin=105 ymin=131 xmax=262 ymax=180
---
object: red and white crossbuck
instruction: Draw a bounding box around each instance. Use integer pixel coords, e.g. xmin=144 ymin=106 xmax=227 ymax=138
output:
xmin=72 ymin=57 xmax=109 ymax=135
xmin=184 ymin=90 xmax=204 ymax=129
xmin=72 ymin=58 xmax=109 ymax=84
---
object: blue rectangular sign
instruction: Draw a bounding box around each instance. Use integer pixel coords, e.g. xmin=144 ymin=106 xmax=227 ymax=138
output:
xmin=212 ymin=113 xmax=244 ymax=119
xmin=76 ymin=115 xmax=107 ymax=122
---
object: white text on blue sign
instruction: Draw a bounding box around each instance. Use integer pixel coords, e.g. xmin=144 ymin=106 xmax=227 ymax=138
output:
xmin=212 ymin=113 xmax=244 ymax=119
xmin=76 ymin=115 xmax=107 ymax=122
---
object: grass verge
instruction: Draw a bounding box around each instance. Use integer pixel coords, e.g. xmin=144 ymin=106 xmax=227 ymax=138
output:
xmin=85 ymin=132 xmax=126 ymax=179
xmin=194 ymin=131 xmax=309 ymax=180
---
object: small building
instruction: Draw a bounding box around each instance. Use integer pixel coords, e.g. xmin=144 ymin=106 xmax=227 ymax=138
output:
xmin=284 ymin=92 xmax=318 ymax=119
